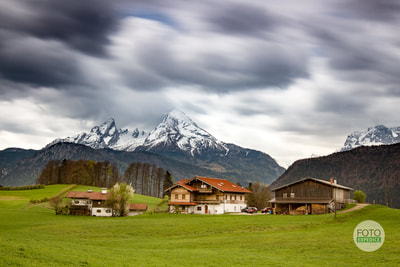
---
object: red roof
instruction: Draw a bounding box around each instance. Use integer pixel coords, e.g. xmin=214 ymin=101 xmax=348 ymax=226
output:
xmin=192 ymin=176 xmax=251 ymax=193
xmin=165 ymin=176 xmax=251 ymax=193
xmin=129 ymin=203 xmax=148 ymax=211
xmin=167 ymin=202 xmax=197 ymax=206
xmin=65 ymin=191 xmax=109 ymax=201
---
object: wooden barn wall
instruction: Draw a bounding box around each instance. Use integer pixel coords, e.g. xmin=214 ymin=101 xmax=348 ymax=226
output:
xmin=275 ymin=180 xmax=332 ymax=199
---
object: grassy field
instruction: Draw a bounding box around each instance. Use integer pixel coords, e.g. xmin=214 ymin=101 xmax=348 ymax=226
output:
xmin=0 ymin=186 xmax=399 ymax=266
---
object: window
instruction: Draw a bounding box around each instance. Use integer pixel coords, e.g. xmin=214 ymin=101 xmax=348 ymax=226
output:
xmin=240 ymin=196 xmax=243 ymax=201
xmin=96 ymin=209 xmax=101 ymax=213
xmin=175 ymin=194 xmax=179 ymax=199
xmin=216 ymin=195 xmax=219 ymax=201
xmin=197 ymin=206 xmax=202 ymax=211
xmin=74 ymin=200 xmax=79 ymax=204
xmin=224 ymin=195 xmax=227 ymax=200
xmin=106 ymin=209 xmax=111 ymax=213
xmin=230 ymin=195 xmax=233 ymax=200
xmin=234 ymin=195 xmax=237 ymax=200
xmin=182 ymin=194 xmax=186 ymax=200
xmin=283 ymin=193 xmax=287 ymax=198
xmin=291 ymin=193 xmax=295 ymax=198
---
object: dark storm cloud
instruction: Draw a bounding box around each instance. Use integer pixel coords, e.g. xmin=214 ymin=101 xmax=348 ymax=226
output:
xmin=307 ymin=20 xmax=400 ymax=85
xmin=0 ymin=0 xmax=117 ymax=56
xmin=0 ymin=0 xmax=117 ymax=88
xmin=207 ymin=3 xmax=279 ymax=35
xmin=128 ymin=35 xmax=309 ymax=92
xmin=340 ymin=0 xmax=400 ymax=22
xmin=0 ymin=32 xmax=82 ymax=88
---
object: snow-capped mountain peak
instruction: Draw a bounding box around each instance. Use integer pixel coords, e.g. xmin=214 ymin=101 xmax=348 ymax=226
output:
xmin=46 ymin=118 xmax=148 ymax=151
xmin=46 ymin=110 xmax=230 ymax=157
xmin=141 ymin=110 xmax=229 ymax=156
xmin=341 ymin=125 xmax=400 ymax=151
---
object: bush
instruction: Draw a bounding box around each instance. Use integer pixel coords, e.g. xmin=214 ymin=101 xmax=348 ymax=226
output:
xmin=0 ymin=184 xmax=45 ymax=191
xmin=353 ymin=190 xmax=366 ymax=203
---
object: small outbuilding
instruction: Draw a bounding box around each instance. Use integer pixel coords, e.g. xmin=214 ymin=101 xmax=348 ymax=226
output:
xmin=269 ymin=177 xmax=353 ymax=215
xmin=128 ymin=203 xmax=148 ymax=216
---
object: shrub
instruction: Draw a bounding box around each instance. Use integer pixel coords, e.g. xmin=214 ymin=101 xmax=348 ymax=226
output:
xmin=353 ymin=190 xmax=366 ymax=203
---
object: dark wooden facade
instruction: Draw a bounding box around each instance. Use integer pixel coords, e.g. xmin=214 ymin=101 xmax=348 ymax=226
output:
xmin=270 ymin=178 xmax=352 ymax=215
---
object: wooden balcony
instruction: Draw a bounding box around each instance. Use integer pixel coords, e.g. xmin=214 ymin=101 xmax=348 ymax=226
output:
xmin=194 ymin=199 xmax=222 ymax=204
xmin=197 ymin=188 xmax=213 ymax=193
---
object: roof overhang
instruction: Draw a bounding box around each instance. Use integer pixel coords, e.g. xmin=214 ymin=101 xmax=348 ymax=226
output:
xmin=271 ymin=177 xmax=353 ymax=191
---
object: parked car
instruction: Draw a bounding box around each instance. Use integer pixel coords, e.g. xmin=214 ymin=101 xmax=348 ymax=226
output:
xmin=241 ymin=207 xmax=249 ymax=213
xmin=245 ymin=207 xmax=257 ymax=213
xmin=261 ymin=207 xmax=273 ymax=213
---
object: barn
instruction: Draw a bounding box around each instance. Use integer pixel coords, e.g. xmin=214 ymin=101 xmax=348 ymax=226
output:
xmin=269 ymin=177 xmax=353 ymax=215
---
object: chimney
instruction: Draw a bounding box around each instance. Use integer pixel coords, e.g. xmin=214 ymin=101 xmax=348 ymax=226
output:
xmin=330 ymin=178 xmax=333 ymax=184
xmin=88 ymin=189 xmax=92 ymax=193
xmin=101 ymin=188 xmax=107 ymax=194
xmin=334 ymin=180 xmax=337 ymax=184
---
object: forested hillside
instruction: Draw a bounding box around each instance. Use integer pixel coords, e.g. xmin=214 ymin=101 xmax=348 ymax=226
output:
xmin=37 ymin=160 xmax=173 ymax=198
xmin=271 ymin=143 xmax=400 ymax=208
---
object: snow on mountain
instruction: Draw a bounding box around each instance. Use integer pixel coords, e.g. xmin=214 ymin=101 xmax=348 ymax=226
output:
xmin=46 ymin=110 xmax=229 ymax=156
xmin=141 ymin=110 xmax=229 ymax=156
xmin=47 ymin=118 xmax=148 ymax=151
xmin=341 ymin=125 xmax=400 ymax=151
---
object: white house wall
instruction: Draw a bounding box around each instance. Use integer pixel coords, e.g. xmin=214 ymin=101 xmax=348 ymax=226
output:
xmin=223 ymin=203 xmax=246 ymax=213
xmin=91 ymin=207 xmax=112 ymax=217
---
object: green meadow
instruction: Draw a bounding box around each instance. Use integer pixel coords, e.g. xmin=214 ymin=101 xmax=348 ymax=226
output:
xmin=0 ymin=185 xmax=399 ymax=266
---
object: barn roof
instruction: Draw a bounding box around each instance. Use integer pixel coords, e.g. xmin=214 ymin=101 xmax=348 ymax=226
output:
xmin=271 ymin=177 xmax=353 ymax=191
xmin=129 ymin=203 xmax=148 ymax=211
xmin=65 ymin=191 xmax=109 ymax=201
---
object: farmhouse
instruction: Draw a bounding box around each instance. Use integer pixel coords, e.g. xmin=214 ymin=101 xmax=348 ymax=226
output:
xmin=165 ymin=176 xmax=251 ymax=214
xmin=270 ymin=177 xmax=353 ymax=215
xmin=65 ymin=188 xmax=112 ymax=217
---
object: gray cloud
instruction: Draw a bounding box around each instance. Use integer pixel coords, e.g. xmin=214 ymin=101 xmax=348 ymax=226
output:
xmin=339 ymin=0 xmax=400 ymax=22
xmin=0 ymin=0 xmax=117 ymax=56
xmin=1 ymin=0 xmax=400 ymax=166
xmin=0 ymin=31 xmax=83 ymax=87
xmin=206 ymin=3 xmax=279 ymax=35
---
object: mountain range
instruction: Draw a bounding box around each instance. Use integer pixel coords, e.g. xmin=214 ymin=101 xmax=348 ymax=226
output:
xmin=0 ymin=110 xmax=285 ymax=186
xmin=341 ymin=125 xmax=400 ymax=151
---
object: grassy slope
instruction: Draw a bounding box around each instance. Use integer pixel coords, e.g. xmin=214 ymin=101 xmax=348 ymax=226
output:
xmin=0 ymin=187 xmax=399 ymax=266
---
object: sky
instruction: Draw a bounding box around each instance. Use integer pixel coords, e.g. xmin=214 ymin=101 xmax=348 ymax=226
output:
xmin=1 ymin=0 xmax=400 ymax=167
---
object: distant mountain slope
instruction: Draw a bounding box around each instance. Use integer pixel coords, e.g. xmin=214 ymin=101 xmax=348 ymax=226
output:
xmin=43 ymin=110 xmax=285 ymax=185
xmin=341 ymin=125 xmax=400 ymax=151
xmin=0 ymin=148 xmax=37 ymax=183
xmin=0 ymin=143 xmax=274 ymax=187
xmin=271 ymin=143 xmax=400 ymax=208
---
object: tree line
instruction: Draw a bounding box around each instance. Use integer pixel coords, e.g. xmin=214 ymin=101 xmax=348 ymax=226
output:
xmin=36 ymin=160 xmax=174 ymax=198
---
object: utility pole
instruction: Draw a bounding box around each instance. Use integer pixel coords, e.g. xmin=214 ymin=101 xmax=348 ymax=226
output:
xmin=334 ymin=186 xmax=336 ymax=218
